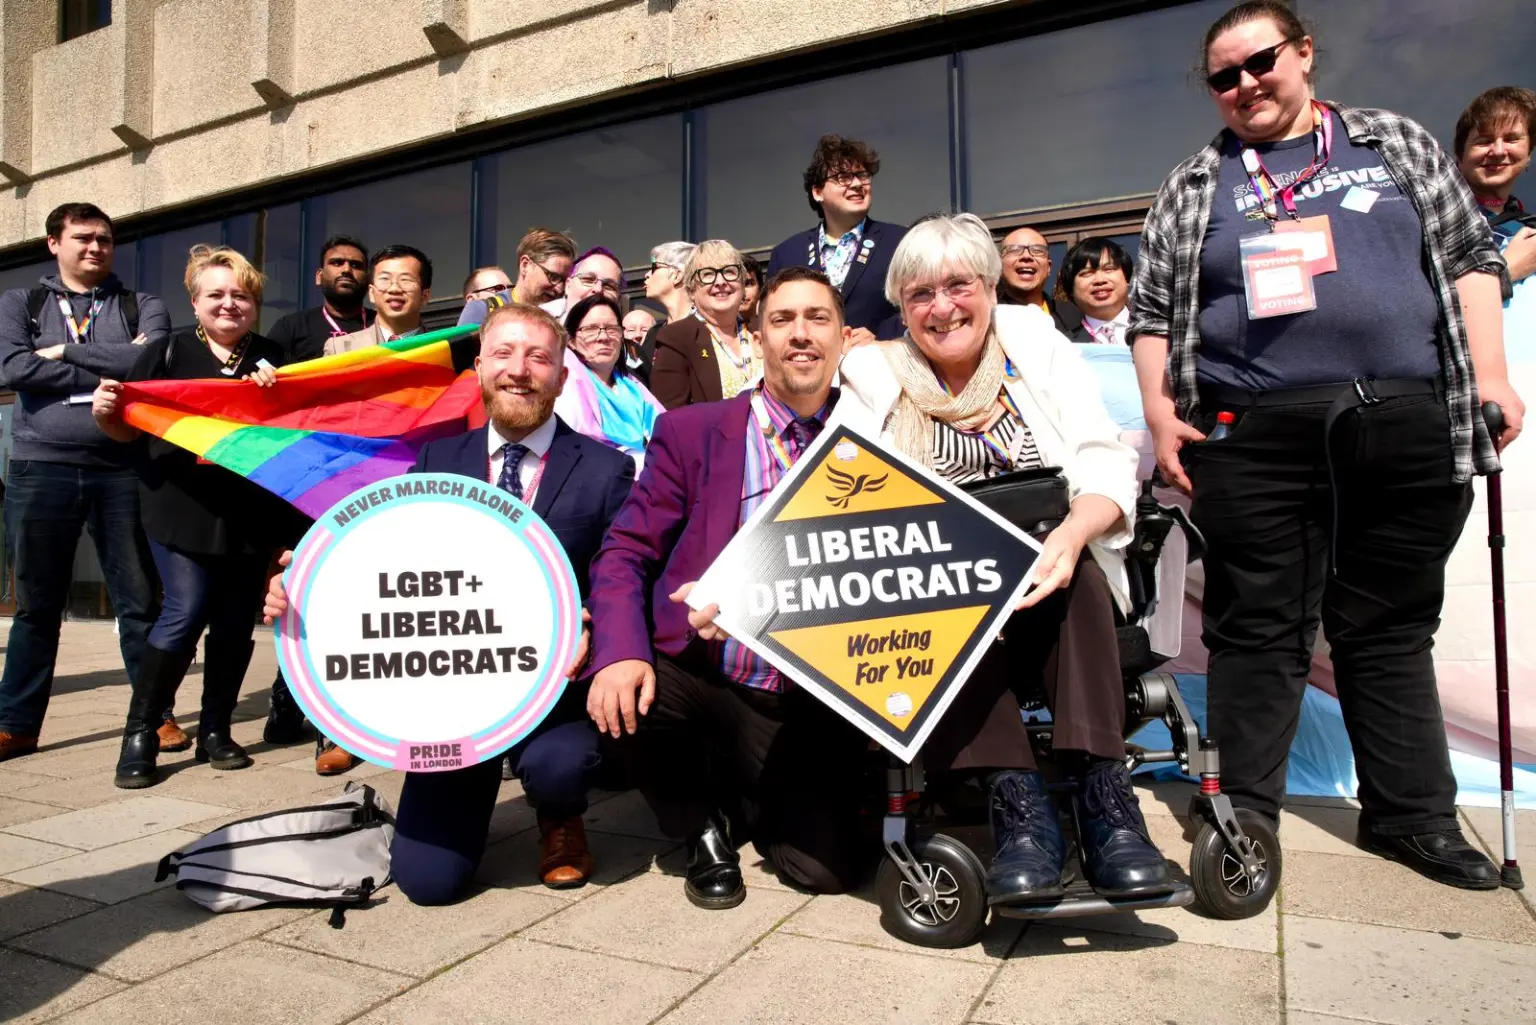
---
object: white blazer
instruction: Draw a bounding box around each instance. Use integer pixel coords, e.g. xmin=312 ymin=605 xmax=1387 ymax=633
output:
xmin=834 ymin=302 xmax=1140 ymax=611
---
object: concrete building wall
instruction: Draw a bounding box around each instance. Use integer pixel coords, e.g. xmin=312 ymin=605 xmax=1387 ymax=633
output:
xmin=0 ymin=0 xmax=1015 ymax=250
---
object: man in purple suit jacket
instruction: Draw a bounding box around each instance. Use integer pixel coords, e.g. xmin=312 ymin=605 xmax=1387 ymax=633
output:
xmin=587 ymin=268 xmax=872 ymax=909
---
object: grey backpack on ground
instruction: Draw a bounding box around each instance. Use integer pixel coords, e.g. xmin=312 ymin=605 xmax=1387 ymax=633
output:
xmin=155 ymin=782 xmax=394 ymax=927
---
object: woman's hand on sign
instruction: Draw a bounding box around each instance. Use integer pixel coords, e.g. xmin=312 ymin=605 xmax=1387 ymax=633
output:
xmin=1147 ymin=413 xmax=1205 ymax=494
xmin=588 ymin=658 xmax=655 ymax=738
xmin=670 ymin=582 xmax=731 ymax=642
xmin=565 ymin=608 xmax=593 ymax=680
xmin=262 ymin=550 xmax=294 ymax=624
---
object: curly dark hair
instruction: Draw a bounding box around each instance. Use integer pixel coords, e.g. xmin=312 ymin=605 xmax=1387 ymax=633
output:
xmin=802 ymin=135 xmax=881 ymax=217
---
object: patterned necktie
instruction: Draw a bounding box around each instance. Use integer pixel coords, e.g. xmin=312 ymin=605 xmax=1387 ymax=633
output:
xmin=785 ymin=417 xmax=824 ymax=458
xmin=497 ymin=443 xmax=528 ymax=499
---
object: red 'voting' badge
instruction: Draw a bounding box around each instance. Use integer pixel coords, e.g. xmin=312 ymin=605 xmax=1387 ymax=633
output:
xmin=1239 ymin=234 xmax=1316 ymax=319
xmin=1273 ymin=215 xmax=1338 ymax=276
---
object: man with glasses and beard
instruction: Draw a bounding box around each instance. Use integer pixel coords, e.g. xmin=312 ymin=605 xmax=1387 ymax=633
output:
xmin=458 ymin=228 xmax=576 ymax=328
xmin=266 ymin=236 xmax=373 ymax=362
xmin=264 ymin=303 xmax=633 ymax=903
xmin=766 ymin=135 xmax=907 ymax=344
xmin=997 ymin=226 xmax=1083 ymax=337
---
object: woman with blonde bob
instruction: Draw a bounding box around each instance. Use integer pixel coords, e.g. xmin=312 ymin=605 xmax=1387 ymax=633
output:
xmin=93 ymin=246 xmax=300 ymax=788
xmin=650 ymin=239 xmax=758 ymax=408
xmin=838 ymin=213 xmax=1170 ymax=905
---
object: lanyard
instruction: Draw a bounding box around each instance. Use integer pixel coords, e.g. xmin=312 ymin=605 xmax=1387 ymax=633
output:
xmin=697 ymin=311 xmax=753 ymax=369
xmin=57 ymin=296 xmax=104 ymax=343
xmin=321 ymin=306 xmax=370 ymax=338
xmin=1240 ymin=100 xmax=1333 ymax=223
xmin=979 ymin=388 xmax=1027 ymax=467
xmin=489 ymin=447 xmax=547 ymax=504
xmin=750 ymin=391 xmax=798 ymax=473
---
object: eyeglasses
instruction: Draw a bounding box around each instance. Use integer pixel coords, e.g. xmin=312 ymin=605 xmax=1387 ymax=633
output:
xmin=575 ymin=325 xmax=623 ymax=342
xmin=466 ymin=282 xmax=510 ymax=299
xmin=572 ymin=272 xmax=622 ymax=294
xmin=1205 ymin=38 xmax=1297 ymax=93
xmin=1001 ymin=244 xmax=1049 ymax=260
xmin=533 ymin=261 xmax=569 ymax=283
xmin=826 ymin=170 xmax=873 ymax=188
xmin=647 ymin=262 xmax=680 ymax=275
xmin=372 ymin=274 xmax=421 ymax=291
xmin=691 ymin=264 xmax=744 ymax=286
xmin=903 ymin=276 xmax=981 ymax=308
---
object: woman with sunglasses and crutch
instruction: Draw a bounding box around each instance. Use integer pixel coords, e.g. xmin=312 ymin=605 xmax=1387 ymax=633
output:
xmin=1129 ymin=0 xmax=1524 ymax=890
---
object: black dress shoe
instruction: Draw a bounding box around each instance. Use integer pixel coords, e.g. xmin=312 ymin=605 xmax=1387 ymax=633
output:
xmin=195 ymin=729 xmax=253 ymax=770
xmin=985 ymin=770 xmax=1067 ymax=904
xmin=684 ymin=813 xmax=744 ymax=910
xmin=1357 ymin=826 xmax=1499 ymax=890
xmin=114 ymin=730 xmax=161 ymax=789
xmin=1077 ymin=760 xmax=1174 ymax=898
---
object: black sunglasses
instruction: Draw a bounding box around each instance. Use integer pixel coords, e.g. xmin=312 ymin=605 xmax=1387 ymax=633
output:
xmin=1205 ymin=38 xmax=1297 ymax=93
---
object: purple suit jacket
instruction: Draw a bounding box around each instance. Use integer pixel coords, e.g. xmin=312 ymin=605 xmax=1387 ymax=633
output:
xmin=588 ymin=392 xmax=754 ymax=674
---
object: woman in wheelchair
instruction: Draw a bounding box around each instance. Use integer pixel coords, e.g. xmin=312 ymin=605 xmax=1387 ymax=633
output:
xmin=838 ymin=213 xmax=1172 ymax=903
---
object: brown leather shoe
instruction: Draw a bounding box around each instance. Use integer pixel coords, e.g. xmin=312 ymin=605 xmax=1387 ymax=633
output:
xmin=315 ymin=740 xmax=360 ymax=776
xmin=539 ymin=814 xmax=594 ymax=889
xmin=0 ymin=731 xmax=39 ymax=762
xmin=157 ymin=717 xmax=192 ymax=752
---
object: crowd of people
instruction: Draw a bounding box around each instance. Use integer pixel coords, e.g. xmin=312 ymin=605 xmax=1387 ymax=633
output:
xmin=0 ymin=0 xmax=1530 ymax=916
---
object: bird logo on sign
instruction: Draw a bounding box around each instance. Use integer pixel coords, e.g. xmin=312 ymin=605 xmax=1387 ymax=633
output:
xmin=824 ymin=466 xmax=887 ymax=509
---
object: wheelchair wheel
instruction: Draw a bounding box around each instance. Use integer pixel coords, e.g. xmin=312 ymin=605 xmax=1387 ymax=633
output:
xmin=876 ymin=833 xmax=988 ymax=948
xmin=1189 ymin=808 xmax=1281 ymax=920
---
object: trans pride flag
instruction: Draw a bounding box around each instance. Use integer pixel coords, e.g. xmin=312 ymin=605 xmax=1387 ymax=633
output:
xmin=119 ymin=325 xmax=483 ymax=518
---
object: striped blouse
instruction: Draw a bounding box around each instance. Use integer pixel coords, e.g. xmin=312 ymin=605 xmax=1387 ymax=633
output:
xmin=930 ymin=402 xmax=1044 ymax=484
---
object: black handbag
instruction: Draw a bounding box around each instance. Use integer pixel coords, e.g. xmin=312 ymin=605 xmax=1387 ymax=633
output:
xmin=960 ymin=466 xmax=1070 ymax=540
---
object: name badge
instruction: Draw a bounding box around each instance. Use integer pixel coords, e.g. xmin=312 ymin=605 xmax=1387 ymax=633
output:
xmin=1273 ymin=215 xmax=1337 ymax=276
xmin=1239 ymin=234 xmax=1316 ymax=319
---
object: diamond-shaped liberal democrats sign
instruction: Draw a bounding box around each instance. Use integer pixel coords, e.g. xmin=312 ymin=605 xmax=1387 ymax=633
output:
xmin=687 ymin=424 xmax=1041 ymax=761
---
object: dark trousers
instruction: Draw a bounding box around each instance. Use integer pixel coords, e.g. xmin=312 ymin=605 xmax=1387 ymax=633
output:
xmin=1188 ymin=391 xmax=1470 ymax=833
xmin=392 ymin=686 xmax=600 ymax=906
xmin=146 ymin=540 xmax=266 ymax=653
xmin=923 ymin=555 xmax=1127 ymax=774
xmin=0 ymin=462 xmax=156 ymax=734
xmin=633 ymin=653 xmax=870 ymax=894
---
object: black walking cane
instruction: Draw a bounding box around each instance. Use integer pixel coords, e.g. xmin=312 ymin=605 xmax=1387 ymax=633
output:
xmin=1483 ymin=401 xmax=1523 ymax=890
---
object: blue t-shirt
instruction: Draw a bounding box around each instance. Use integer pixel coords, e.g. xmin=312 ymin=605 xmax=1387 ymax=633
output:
xmin=1196 ymin=111 xmax=1440 ymax=391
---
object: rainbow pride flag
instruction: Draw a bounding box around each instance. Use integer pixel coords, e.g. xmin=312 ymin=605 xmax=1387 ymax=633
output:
xmin=120 ymin=325 xmax=483 ymax=518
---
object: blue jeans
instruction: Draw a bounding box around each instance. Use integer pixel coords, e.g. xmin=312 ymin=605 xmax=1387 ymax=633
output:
xmin=146 ymin=540 xmax=266 ymax=653
xmin=0 ymin=461 xmax=157 ymax=735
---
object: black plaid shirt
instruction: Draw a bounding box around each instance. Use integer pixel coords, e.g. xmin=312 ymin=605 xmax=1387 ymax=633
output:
xmin=1128 ymin=102 xmax=1507 ymax=480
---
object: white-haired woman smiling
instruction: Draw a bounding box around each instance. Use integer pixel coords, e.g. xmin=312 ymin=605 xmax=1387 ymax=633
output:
xmin=838 ymin=212 xmax=1168 ymax=906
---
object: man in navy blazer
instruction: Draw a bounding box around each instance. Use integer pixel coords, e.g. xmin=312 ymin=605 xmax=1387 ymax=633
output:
xmin=266 ymin=303 xmax=633 ymax=905
xmin=765 ymin=135 xmax=907 ymax=343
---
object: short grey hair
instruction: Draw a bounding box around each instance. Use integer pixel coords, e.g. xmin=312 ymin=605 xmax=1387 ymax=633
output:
xmin=650 ymin=241 xmax=697 ymax=271
xmin=884 ymin=213 xmax=1002 ymax=306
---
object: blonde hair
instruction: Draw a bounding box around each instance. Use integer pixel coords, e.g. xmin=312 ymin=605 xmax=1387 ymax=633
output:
xmin=481 ymin=301 xmax=568 ymax=353
xmin=185 ymin=245 xmax=265 ymax=304
xmin=683 ymin=239 xmax=746 ymax=291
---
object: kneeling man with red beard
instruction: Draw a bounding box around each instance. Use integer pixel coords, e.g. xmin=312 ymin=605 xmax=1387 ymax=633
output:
xmin=265 ymin=303 xmax=633 ymax=903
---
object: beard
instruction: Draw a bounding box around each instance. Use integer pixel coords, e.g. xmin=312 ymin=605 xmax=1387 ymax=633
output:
xmin=482 ymin=380 xmax=557 ymax=434
xmin=320 ymin=277 xmax=363 ymax=306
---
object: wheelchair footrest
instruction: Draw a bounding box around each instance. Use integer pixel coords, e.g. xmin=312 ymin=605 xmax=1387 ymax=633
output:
xmin=992 ymin=878 xmax=1193 ymax=920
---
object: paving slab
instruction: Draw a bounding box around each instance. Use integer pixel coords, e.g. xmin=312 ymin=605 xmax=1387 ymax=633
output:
xmin=0 ymin=831 xmax=79 ymax=874
xmin=973 ymin=925 xmax=1281 ymax=1025
xmin=6 ymin=740 xmax=124 ymax=781
xmin=10 ymin=885 xmax=312 ymax=982
xmin=5 ymin=829 xmax=201 ymax=903
xmin=524 ymin=869 xmax=809 ymax=972
xmin=474 ymin=825 xmax=675 ymax=899
xmin=1279 ymin=804 xmax=1374 ymax=858
xmin=781 ymin=886 xmax=1023 ymax=963
xmin=4 ymin=796 xmax=230 ymax=851
xmin=584 ymin=788 xmax=670 ymax=840
xmin=1281 ymin=850 xmax=1536 ymax=944
xmin=0 ymin=796 xmax=67 ymax=829
xmin=5 ymin=771 xmax=137 ymax=810
xmin=659 ymin=931 xmax=994 ymax=1025
xmin=352 ymin=937 xmax=699 ymax=1025
xmin=1284 ymin=914 xmax=1536 ymax=1025
xmin=154 ymin=763 xmax=352 ymax=810
xmin=36 ymin=713 xmax=129 ymax=745
xmin=267 ymin=884 xmax=567 ymax=977
xmin=654 ymin=839 xmax=803 ymax=893
xmin=0 ymin=766 xmax=61 ymax=794
xmin=1285 ymin=1014 xmax=1393 ymax=1025
xmin=0 ymin=947 xmax=125 ymax=1025
xmin=0 ymin=879 xmax=102 ymax=942
xmin=44 ymin=939 xmax=413 ymax=1025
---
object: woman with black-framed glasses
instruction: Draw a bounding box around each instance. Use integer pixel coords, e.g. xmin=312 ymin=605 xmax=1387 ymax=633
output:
xmin=650 ymin=239 xmax=759 ymax=409
xmin=556 ymin=294 xmax=664 ymax=468
xmin=1130 ymin=0 xmax=1522 ymax=890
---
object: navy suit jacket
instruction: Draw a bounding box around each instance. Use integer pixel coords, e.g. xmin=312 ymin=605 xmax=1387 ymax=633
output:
xmin=408 ymin=418 xmax=635 ymax=598
xmin=766 ymin=218 xmax=907 ymax=339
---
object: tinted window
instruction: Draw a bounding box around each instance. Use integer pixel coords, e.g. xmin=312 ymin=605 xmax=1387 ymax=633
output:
xmin=482 ymin=116 xmax=684 ymax=273
xmin=304 ymin=163 xmax=471 ymax=307
xmin=261 ymin=203 xmax=303 ymax=333
xmin=696 ymin=58 xmax=951 ymax=251
xmin=138 ymin=222 xmax=224 ymax=329
xmin=0 ymin=261 xmax=53 ymax=295
xmin=964 ymin=1 xmax=1230 ymax=216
